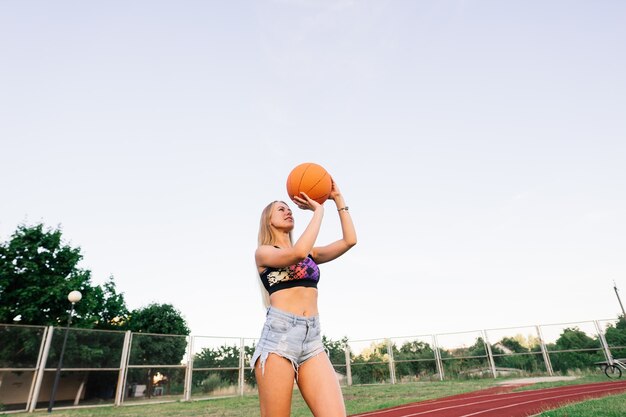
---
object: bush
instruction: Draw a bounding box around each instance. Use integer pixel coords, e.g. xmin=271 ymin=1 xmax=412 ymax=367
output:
xmin=201 ymin=373 xmax=226 ymax=393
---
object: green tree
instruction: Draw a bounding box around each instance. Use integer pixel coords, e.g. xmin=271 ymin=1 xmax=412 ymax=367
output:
xmin=0 ymin=224 xmax=128 ymax=328
xmin=0 ymin=224 xmax=128 ymax=381
xmin=0 ymin=325 xmax=47 ymax=368
xmin=604 ymin=317 xmax=626 ymax=359
xmin=126 ymin=303 xmax=190 ymax=397
xmin=438 ymin=337 xmax=498 ymax=379
xmin=466 ymin=337 xmax=497 ymax=376
xmin=499 ymin=337 xmax=527 ymax=353
xmin=89 ymin=278 xmax=129 ymax=330
xmin=323 ymin=336 xmax=349 ymax=372
xmin=549 ymin=327 xmax=603 ymax=373
xmin=394 ymin=340 xmax=437 ymax=380
xmin=193 ymin=343 xmax=255 ymax=392
xmin=493 ymin=337 xmax=540 ymax=373
xmin=350 ymin=341 xmax=389 ymax=384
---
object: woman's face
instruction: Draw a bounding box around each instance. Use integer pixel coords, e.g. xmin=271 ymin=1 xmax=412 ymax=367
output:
xmin=270 ymin=201 xmax=294 ymax=231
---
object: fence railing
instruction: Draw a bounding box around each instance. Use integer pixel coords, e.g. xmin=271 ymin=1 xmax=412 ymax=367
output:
xmin=1 ymin=318 xmax=625 ymax=413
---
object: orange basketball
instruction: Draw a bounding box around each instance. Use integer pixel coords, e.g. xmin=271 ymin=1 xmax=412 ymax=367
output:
xmin=286 ymin=163 xmax=332 ymax=204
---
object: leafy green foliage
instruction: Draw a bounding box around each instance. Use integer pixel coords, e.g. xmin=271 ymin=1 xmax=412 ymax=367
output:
xmin=492 ymin=337 xmax=542 ymax=373
xmin=0 ymin=325 xmax=47 ymax=368
xmin=393 ymin=340 xmax=437 ymax=379
xmin=604 ymin=317 xmax=626 ymax=359
xmin=194 ymin=344 xmax=242 ymax=370
xmin=499 ymin=337 xmax=528 ymax=353
xmin=350 ymin=341 xmax=390 ymax=384
xmin=192 ymin=343 xmax=254 ymax=389
xmin=199 ymin=373 xmax=227 ymax=393
xmin=127 ymin=303 xmax=190 ymax=368
xmin=0 ymin=224 xmax=129 ymax=372
xmin=127 ymin=303 xmax=190 ymax=337
xmin=126 ymin=303 xmax=190 ymax=397
xmin=549 ymin=327 xmax=604 ymax=372
xmin=0 ymin=223 xmax=128 ymax=328
xmin=324 ymin=335 xmax=348 ymax=369
xmin=1 ymin=224 xmax=193 ymax=400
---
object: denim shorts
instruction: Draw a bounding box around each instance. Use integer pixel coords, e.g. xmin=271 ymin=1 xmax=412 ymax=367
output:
xmin=251 ymin=306 xmax=325 ymax=378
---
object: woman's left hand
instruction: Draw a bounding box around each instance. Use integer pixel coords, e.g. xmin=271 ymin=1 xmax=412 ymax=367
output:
xmin=293 ymin=192 xmax=322 ymax=212
xmin=328 ymin=179 xmax=342 ymax=201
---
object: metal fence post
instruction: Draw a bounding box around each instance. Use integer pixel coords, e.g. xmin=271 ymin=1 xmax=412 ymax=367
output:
xmin=535 ymin=325 xmax=553 ymax=376
xmin=344 ymin=342 xmax=352 ymax=386
xmin=594 ymin=320 xmax=614 ymax=365
xmin=184 ymin=335 xmax=195 ymax=401
xmin=121 ymin=332 xmax=134 ymax=405
xmin=433 ymin=335 xmax=444 ymax=381
xmin=27 ymin=326 xmax=52 ymax=413
xmin=25 ymin=326 xmax=49 ymax=411
xmin=238 ymin=338 xmax=245 ymax=397
xmin=386 ymin=339 xmax=396 ymax=384
xmin=5 ymin=316 xmax=624 ymax=412
xmin=482 ymin=330 xmax=497 ymax=379
xmin=114 ymin=330 xmax=132 ymax=406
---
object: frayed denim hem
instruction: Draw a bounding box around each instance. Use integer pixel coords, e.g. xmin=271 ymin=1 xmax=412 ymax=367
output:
xmin=251 ymin=351 xmax=299 ymax=379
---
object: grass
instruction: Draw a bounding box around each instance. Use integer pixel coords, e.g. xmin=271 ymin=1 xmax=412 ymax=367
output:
xmin=538 ymin=393 xmax=626 ymax=417
xmin=342 ymin=379 xmax=496 ymax=415
xmin=512 ymin=374 xmax=614 ymax=391
xmin=5 ymin=375 xmax=625 ymax=417
xmin=510 ymin=375 xmax=626 ymax=417
xmin=6 ymin=380 xmax=495 ymax=417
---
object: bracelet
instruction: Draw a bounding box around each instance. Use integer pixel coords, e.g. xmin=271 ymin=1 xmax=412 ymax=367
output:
xmin=337 ymin=206 xmax=349 ymax=212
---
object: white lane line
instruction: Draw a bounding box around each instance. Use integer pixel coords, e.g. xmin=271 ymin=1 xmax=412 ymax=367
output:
xmin=457 ymin=386 xmax=626 ymax=417
xmin=352 ymin=391 xmax=514 ymax=417
xmin=387 ymin=385 xmax=626 ymax=417
xmin=351 ymin=382 xmax=626 ymax=417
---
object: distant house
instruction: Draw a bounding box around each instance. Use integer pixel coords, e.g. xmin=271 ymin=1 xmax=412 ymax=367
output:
xmin=494 ymin=343 xmax=514 ymax=355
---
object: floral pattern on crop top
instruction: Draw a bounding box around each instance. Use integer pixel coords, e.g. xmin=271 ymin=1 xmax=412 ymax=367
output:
xmin=259 ymin=255 xmax=320 ymax=295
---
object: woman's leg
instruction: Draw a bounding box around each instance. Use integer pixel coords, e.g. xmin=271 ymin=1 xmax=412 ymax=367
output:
xmin=255 ymin=353 xmax=296 ymax=417
xmin=297 ymin=352 xmax=346 ymax=417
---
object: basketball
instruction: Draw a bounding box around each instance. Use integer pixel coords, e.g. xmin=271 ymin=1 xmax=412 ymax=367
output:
xmin=286 ymin=163 xmax=332 ymax=204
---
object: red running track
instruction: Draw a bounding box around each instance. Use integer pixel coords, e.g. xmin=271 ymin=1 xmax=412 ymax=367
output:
xmin=350 ymin=380 xmax=626 ymax=417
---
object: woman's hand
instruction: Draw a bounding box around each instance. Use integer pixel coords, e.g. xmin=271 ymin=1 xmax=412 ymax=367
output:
xmin=308 ymin=178 xmax=356 ymax=264
xmin=328 ymin=179 xmax=342 ymax=201
xmin=293 ymin=192 xmax=322 ymax=212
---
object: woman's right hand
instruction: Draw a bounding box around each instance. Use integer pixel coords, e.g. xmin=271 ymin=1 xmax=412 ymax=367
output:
xmin=293 ymin=192 xmax=322 ymax=212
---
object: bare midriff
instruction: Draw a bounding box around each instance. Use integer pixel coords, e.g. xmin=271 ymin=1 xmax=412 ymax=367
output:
xmin=269 ymin=287 xmax=319 ymax=317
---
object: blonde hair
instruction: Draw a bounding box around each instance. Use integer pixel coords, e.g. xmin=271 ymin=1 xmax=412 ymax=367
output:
xmin=257 ymin=201 xmax=293 ymax=246
xmin=256 ymin=201 xmax=293 ymax=308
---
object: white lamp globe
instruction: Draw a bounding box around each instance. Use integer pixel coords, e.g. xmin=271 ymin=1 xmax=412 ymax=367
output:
xmin=68 ymin=290 xmax=82 ymax=304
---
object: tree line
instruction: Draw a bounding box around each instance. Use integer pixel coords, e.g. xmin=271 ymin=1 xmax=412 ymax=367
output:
xmin=0 ymin=223 xmax=190 ymax=400
xmin=3 ymin=223 xmax=626 ymax=400
xmin=189 ymin=320 xmax=626 ymax=393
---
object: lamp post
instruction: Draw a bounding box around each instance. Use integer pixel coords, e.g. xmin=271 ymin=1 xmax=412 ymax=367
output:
xmin=47 ymin=290 xmax=82 ymax=413
xmin=615 ymin=282 xmax=626 ymax=319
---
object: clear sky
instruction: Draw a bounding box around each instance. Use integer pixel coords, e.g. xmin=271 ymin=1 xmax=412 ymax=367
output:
xmin=1 ymin=0 xmax=625 ymax=343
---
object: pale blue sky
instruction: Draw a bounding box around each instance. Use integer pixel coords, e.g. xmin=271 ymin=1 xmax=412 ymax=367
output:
xmin=1 ymin=0 xmax=625 ymax=341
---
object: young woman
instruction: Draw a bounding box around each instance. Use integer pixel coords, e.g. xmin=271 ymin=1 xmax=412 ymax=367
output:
xmin=251 ymin=180 xmax=357 ymax=417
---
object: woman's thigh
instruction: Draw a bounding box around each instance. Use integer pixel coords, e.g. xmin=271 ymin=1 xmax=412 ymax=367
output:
xmin=297 ymin=353 xmax=346 ymax=417
xmin=255 ymin=353 xmax=296 ymax=417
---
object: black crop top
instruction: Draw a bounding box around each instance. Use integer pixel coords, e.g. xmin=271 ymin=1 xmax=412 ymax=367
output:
xmin=259 ymin=254 xmax=320 ymax=295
